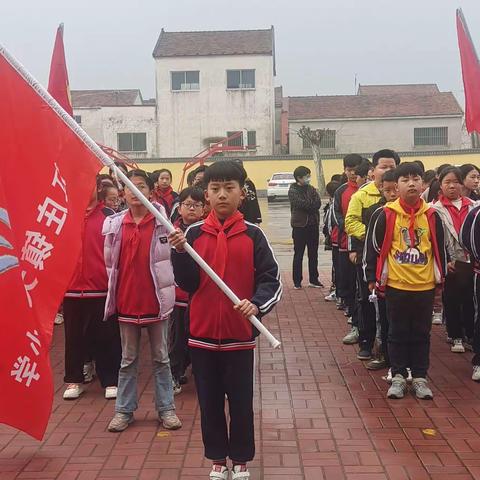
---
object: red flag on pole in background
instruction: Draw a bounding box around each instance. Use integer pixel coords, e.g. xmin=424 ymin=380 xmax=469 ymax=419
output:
xmin=48 ymin=23 xmax=73 ymax=116
xmin=0 ymin=45 xmax=101 ymax=439
xmin=457 ymin=8 xmax=480 ymax=134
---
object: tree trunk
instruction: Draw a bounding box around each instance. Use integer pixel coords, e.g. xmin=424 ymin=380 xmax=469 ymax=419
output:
xmin=311 ymin=144 xmax=326 ymax=196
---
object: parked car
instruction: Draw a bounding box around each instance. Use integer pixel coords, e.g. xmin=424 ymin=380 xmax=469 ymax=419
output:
xmin=267 ymin=172 xmax=295 ymax=202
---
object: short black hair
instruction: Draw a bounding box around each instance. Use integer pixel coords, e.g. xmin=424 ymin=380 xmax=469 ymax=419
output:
xmin=186 ymin=171 xmax=196 ymax=186
xmin=151 ymin=168 xmax=172 ymax=183
xmin=423 ymin=169 xmax=437 ymax=184
xmin=330 ymin=174 xmax=343 ymax=182
xmin=98 ymin=184 xmax=118 ymax=202
xmin=413 ymin=160 xmax=425 ymax=174
xmin=343 ymin=153 xmax=363 ymax=169
xmin=427 ymin=180 xmax=441 ymax=203
xmin=293 ymin=166 xmax=311 ymax=181
xmin=193 ymin=165 xmax=208 ymax=175
xmin=439 ymin=166 xmax=463 ymax=185
xmin=126 ymin=169 xmax=154 ymax=191
xmin=203 ymin=160 xmax=246 ymax=187
xmin=372 ymin=149 xmax=401 ymax=167
xmin=178 ymin=186 xmax=205 ymax=204
xmin=326 ymin=181 xmax=340 ymax=197
xmin=436 ymin=163 xmax=452 ymax=175
xmin=393 ymin=162 xmax=423 ymax=181
xmin=354 ymin=160 xmax=371 ymax=178
xmin=382 ymin=169 xmax=397 ymax=183
xmin=460 ymin=163 xmax=480 ymax=180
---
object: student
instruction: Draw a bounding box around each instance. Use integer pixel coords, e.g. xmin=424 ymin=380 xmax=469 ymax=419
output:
xmin=193 ymin=165 xmax=208 ymax=189
xmin=100 ymin=185 xmax=120 ymax=212
xmin=235 ymin=159 xmax=262 ymax=225
xmin=354 ymin=160 xmax=372 ymax=188
xmin=288 ymin=166 xmax=322 ymax=289
xmin=152 ymin=168 xmax=179 ymax=216
xmin=169 ymin=187 xmax=205 ymax=394
xmin=105 ymin=169 xmax=181 ymax=433
xmin=345 ymin=149 xmax=400 ymax=360
xmin=332 ymin=154 xmax=363 ymax=327
xmin=433 ymin=167 xmax=475 ymax=353
xmin=63 ymin=177 xmax=121 ymax=400
xmin=364 ymin=162 xmax=446 ymax=400
xmin=460 ymin=164 xmax=480 ymax=201
xmin=169 ymin=160 xmax=282 ymax=480
xmin=460 ymin=204 xmax=480 ymax=381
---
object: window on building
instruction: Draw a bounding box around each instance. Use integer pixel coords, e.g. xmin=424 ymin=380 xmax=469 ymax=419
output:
xmin=227 ymin=131 xmax=243 ymax=147
xmin=226 ymin=131 xmax=257 ymax=149
xmin=227 ymin=69 xmax=255 ymax=89
xmin=117 ymin=133 xmax=147 ymax=152
xmin=302 ymin=130 xmax=336 ymax=149
xmin=414 ymin=127 xmax=448 ymax=146
xmin=171 ymin=71 xmax=200 ymax=91
xmin=247 ymin=131 xmax=257 ymax=149
xmin=73 ymin=115 xmax=82 ymax=124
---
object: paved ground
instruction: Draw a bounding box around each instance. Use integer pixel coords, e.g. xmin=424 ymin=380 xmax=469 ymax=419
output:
xmin=2 ymin=200 xmax=480 ymax=479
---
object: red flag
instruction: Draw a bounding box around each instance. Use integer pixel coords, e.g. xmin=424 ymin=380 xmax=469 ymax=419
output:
xmin=457 ymin=8 xmax=480 ymax=134
xmin=0 ymin=46 xmax=101 ymax=439
xmin=48 ymin=23 xmax=73 ymax=116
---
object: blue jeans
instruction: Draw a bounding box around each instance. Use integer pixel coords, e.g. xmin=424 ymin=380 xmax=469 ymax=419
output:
xmin=115 ymin=320 xmax=175 ymax=414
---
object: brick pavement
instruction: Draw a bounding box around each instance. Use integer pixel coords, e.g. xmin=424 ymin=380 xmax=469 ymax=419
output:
xmin=2 ymin=271 xmax=480 ymax=479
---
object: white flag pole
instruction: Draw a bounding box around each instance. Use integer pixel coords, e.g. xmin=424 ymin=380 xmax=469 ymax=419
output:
xmin=0 ymin=44 xmax=281 ymax=349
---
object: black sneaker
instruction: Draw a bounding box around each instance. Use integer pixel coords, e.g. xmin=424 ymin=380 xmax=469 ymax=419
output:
xmin=308 ymin=281 xmax=324 ymax=288
xmin=357 ymin=350 xmax=372 ymax=361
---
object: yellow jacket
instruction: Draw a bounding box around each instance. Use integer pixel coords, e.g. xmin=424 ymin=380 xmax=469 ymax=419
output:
xmin=345 ymin=182 xmax=381 ymax=241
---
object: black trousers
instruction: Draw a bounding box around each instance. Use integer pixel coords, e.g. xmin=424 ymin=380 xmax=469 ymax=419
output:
xmin=292 ymin=224 xmax=319 ymax=286
xmin=472 ymin=274 xmax=480 ymax=365
xmin=444 ymin=262 xmax=474 ymax=340
xmin=331 ymin=246 xmax=339 ymax=291
xmin=337 ymin=251 xmax=356 ymax=312
xmin=378 ymin=296 xmax=390 ymax=365
xmin=169 ymin=306 xmax=190 ymax=379
xmin=63 ymin=297 xmax=121 ymax=388
xmin=386 ymin=287 xmax=435 ymax=379
xmin=191 ymin=348 xmax=255 ymax=463
xmin=355 ymin=264 xmax=376 ymax=350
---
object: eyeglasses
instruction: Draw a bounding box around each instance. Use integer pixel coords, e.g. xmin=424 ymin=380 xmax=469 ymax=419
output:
xmin=180 ymin=202 xmax=203 ymax=210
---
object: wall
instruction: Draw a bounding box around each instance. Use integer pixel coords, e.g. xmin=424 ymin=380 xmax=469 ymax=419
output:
xmin=155 ymin=54 xmax=274 ymax=158
xmin=288 ymin=116 xmax=464 ymax=155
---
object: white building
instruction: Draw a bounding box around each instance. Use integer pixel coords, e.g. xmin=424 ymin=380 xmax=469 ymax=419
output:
xmin=287 ymin=84 xmax=466 ymax=155
xmin=71 ymin=89 xmax=157 ymax=159
xmin=152 ymin=28 xmax=276 ymax=157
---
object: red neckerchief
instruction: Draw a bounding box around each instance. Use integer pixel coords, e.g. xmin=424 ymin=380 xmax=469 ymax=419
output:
xmin=122 ymin=210 xmax=154 ymax=266
xmin=202 ymin=210 xmax=246 ymax=279
xmin=399 ymin=198 xmax=422 ymax=248
xmin=156 ymin=185 xmax=173 ymax=202
xmin=439 ymin=194 xmax=471 ymax=234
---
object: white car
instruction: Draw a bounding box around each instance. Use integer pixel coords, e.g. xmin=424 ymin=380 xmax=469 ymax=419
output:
xmin=267 ymin=172 xmax=295 ymax=202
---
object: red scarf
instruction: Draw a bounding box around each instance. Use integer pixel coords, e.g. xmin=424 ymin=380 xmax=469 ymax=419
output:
xmin=122 ymin=211 xmax=154 ymax=266
xmin=203 ymin=210 xmax=246 ymax=279
xmin=155 ymin=186 xmax=175 ymax=209
xmin=399 ymin=198 xmax=422 ymax=248
xmin=439 ymin=194 xmax=471 ymax=234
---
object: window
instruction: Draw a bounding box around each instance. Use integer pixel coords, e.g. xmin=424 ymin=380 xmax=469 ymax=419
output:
xmin=226 ymin=131 xmax=257 ymax=149
xmin=74 ymin=115 xmax=82 ymax=124
xmin=414 ymin=127 xmax=448 ymax=146
xmin=302 ymin=130 xmax=336 ymax=149
xmin=171 ymin=71 xmax=200 ymax=91
xmin=227 ymin=69 xmax=255 ymax=89
xmin=117 ymin=133 xmax=147 ymax=152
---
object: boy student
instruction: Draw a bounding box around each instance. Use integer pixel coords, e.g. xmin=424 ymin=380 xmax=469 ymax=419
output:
xmin=332 ymin=154 xmax=363 ymax=331
xmin=169 ymin=186 xmax=205 ymax=394
xmin=62 ymin=176 xmax=121 ymax=400
xmin=169 ymin=160 xmax=282 ymax=480
xmin=345 ymin=149 xmax=400 ymax=360
xmin=354 ymin=160 xmax=372 ymax=188
xmin=364 ymin=162 xmax=446 ymax=399
xmin=152 ymin=168 xmax=178 ymax=216
xmin=288 ymin=166 xmax=322 ymax=289
xmin=104 ymin=169 xmax=181 ymax=433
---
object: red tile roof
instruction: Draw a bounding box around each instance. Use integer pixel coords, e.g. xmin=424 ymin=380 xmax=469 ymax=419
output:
xmin=288 ymin=92 xmax=463 ymax=120
xmin=153 ymin=28 xmax=274 ymax=57
xmin=358 ymin=84 xmax=440 ymax=95
xmin=71 ymin=89 xmax=147 ymax=108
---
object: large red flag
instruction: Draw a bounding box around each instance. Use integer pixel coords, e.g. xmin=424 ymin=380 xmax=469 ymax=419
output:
xmin=457 ymin=8 xmax=480 ymax=134
xmin=48 ymin=23 xmax=73 ymax=116
xmin=0 ymin=46 xmax=101 ymax=439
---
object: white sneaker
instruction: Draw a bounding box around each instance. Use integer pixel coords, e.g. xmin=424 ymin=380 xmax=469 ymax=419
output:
xmin=432 ymin=312 xmax=442 ymax=325
xmin=105 ymin=386 xmax=117 ymax=399
xmin=472 ymin=366 xmax=480 ymax=382
xmin=83 ymin=362 xmax=96 ymax=383
xmin=451 ymin=339 xmax=465 ymax=353
xmin=173 ymin=379 xmax=182 ymax=396
xmin=231 ymin=465 xmax=250 ymax=479
xmin=384 ymin=368 xmax=393 ymax=383
xmin=54 ymin=313 xmax=64 ymax=325
xmin=63 ymin=383 xmax=84 ymax=400
xmin=209 ymin=465 xmax=229 ymax=479
xmin=324 ymin=292 xmax=336 ymax=302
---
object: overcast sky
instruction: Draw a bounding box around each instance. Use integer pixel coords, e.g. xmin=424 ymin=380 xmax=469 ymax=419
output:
xmin=2 ymin=0 xmax=480 ymax=104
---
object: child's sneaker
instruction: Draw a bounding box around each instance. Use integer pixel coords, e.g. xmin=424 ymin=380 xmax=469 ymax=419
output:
xmin=63 ymin=383 xmax=84 ymax=400
xmin=451 ymin=339 xmax=465 ymax=353
xmin=108 ymin=412 xmax=134 ymax=432
xmin=172 ymin=378 xmax=182 ymax=395
xmin=159 ymin=410 xmax=182 ymax=430
xmin=209 ymin=465 xmax=229 ymax=479
xmin=342 ymin=326 xmax=359 ymax=345
xmin=432 ymin=312 xmax=442 ymax=325
xmin=324 ymin=291 xmax=336 ymax=302
xmin=383 ymin=368 xmax=393 ymax=383
xmin=412 ymin=378 xmax=433 ymax=400
xmin=387 ymin=374 xmax=407 ymax=399
xmin=472 ymin=365 xmax=480 ymax=382
xmin=231 ymin=465 xmax=250 ymax=479
xmin=308 ymin=281 xmax=324 ymax=288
